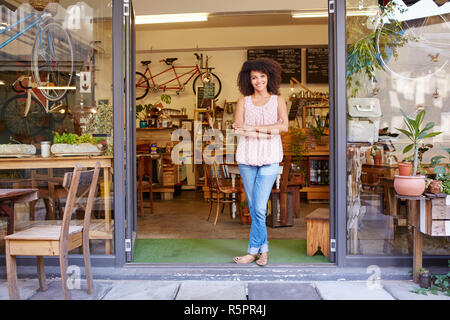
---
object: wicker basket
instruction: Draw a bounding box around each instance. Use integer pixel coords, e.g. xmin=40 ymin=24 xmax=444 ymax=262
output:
xmin=29 ymin=0 xmax=59 ymax=11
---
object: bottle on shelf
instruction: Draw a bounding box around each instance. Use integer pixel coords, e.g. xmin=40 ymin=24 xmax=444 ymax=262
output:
xmin=316 ymin=161 xmax=322 ymax=185
xmin=309 ymin=160 xmax=316 ymax=186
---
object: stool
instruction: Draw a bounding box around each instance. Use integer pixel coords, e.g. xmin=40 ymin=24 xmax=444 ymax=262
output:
xmin=305 ymin=208 xmax=330 ymax=258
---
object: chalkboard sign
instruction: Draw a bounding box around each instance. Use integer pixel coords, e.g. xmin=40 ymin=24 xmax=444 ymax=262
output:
xmin=203 ymin=82 xmax=215 ymax=99
xmin=247 ymin=49 xmax=301 ymax=83
xmin=306 ymin=47 xmax=328 ymax=83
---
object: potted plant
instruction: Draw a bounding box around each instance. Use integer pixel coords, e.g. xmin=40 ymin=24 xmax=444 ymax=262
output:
xmin=429 ymin=147 xmax=450 ymax=194
xmin=239 ymin=200 xmax=251 ymax=225
xmin=371 ymin=145 xmax=382 ymax=165
xmin=51 ymin=132 xmax=102 ymax=156
xmin=136 ymin=94 xmax=171 ymax=128
xmin=394 ymin=109 xmax=441 ymax=196
xmin=309 ymin=116 xmax=327 ymax=147
xmin=419 ymin=268 xmax=431 ymax=289
xmin=83 ymin=103 xmax=114 ymax=155
xmin=287 ymin=128 xmax=307 ymax=184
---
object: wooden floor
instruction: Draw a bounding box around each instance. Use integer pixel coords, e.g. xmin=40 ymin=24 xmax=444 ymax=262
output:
xmin=138 ymin=190 xmax=329 ymax=240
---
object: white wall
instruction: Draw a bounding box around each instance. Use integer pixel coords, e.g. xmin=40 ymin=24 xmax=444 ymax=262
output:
xmin=136 ymin=23 xmax=329 ymax=118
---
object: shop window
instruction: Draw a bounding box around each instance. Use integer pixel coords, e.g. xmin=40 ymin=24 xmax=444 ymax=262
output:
xmin=346 ymin=0 xmax=450 ymax=255
xmin=0 ymin=0 xmax=114 ymax=255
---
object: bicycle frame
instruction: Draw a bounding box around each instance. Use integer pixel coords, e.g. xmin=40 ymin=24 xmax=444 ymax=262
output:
xmin=13 ymin=76 xmax=64 ymax=117
xmin=0 ymin=12 xmax=55 ymax=63
xmin=142 ymin=63 xmax=202 ymax=91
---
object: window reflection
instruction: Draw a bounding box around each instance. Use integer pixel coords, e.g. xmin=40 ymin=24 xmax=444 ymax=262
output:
xmin=346 ymin=0 xmax=450 ymax=255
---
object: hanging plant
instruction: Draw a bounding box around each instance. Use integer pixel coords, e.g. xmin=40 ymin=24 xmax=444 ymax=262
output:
xmin=346 ymin=1 xmax=410 ymax=96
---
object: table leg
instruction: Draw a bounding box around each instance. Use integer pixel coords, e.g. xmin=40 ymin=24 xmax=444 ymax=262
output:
xmin=0 ymin=202 xmax=14 ymax=235
xmin=411 ymin=199 xmax=423 ymax=283
xmin=104 ymin=167 xmax=111 ymax=255
xmin=231 ymin=173 xmax=236 ymax=219
xmin=5 ymin=240 xmax=20 ymax=300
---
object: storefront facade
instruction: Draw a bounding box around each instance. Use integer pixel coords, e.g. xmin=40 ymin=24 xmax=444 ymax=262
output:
xmin=0 ymin=0 xmax=449 ymax=270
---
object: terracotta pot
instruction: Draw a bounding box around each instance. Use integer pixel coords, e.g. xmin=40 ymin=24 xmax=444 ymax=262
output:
xmin=289 ymin=173 xmax=304 ymax=185
xmin=239 ymin=206 xmax=251 ymax=225
xmin=373 ymin=155 xmax=382 ymax=166
xmin=428 ymin=180 xmax=442 ymax=194
xmin=398 ymin=162 xmax=412 ymax=176
xmin=394 ymin=175 xmax=426 ymax=196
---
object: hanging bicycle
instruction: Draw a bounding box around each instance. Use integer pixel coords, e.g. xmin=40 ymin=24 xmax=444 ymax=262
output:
xmin=0 ymin=10 xmax=75 ymax=101
xmin=136 ymin=53 xmax=222 ymax=100
xmin=1 ymin=75 xmax=68 ymax=136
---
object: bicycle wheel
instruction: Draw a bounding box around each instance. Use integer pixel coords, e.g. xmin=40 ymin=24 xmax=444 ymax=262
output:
xmin=136 ymin=71 xmax=149 ymax=100
xmin=193 ymin=72 xmax=222 ymax=99
xmin=376 ymin=14 xmax=450 ymax=80
xmin=32 ymin=21 xmax=75 ymax=101
xmin=0 ymin=94 xmax=50 ymax=136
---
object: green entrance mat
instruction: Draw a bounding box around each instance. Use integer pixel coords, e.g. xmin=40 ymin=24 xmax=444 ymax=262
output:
xmin=133 ymin=239 xmax=329 ymax=263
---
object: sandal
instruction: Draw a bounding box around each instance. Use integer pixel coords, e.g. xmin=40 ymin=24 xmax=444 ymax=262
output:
xmin=233 ymin=254 xmax=257 ymax=264
xmin=256 ymin=253 xmax=268 ymax=266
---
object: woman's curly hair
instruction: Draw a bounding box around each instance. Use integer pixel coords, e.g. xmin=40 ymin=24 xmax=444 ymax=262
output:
xmin=237 ymin=58 xmax=282 ymax=96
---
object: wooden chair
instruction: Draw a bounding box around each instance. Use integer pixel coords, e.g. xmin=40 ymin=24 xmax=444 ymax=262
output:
xmin=4 ymin=162 xmax=101 ymax=300
xmin=205 ymin=162 xmax=240 ymax=226
xmin=137 ymin=154 xmax=154 ymax=216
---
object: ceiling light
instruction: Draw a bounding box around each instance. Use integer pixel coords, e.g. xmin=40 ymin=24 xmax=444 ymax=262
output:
xmin=0 ymin=80 xmax=5 ymax=85
xmin=292 ymin=8 xmax=378 ymax=18
xmin=135 ymin=13 xmax=208 ymax=24
xmin=37 ymin=86 xmax=76 ymax=90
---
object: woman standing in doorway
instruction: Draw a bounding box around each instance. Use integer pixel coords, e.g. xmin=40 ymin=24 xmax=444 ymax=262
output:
xmin=232 ymin=58 xmax=289 ymax=266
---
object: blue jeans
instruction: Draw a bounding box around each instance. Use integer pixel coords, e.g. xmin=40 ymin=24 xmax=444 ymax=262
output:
xmin=238 ymin=163 xmax=279 ymax=255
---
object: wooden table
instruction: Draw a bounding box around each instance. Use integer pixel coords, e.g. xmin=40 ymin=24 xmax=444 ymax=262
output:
xmin=0 ymin=189 xmax=39 ymax=235
xmin=0 ymin=155 xmax=113 ymax=254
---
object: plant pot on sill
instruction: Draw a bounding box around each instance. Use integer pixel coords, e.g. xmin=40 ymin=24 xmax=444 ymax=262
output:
xmin=398 ymin=162 xmax=412 ymax=176
xmin=139 ymin=120 xmax=148 ymax=128
xmin=394 ymin=175 xmax=426 ymax=196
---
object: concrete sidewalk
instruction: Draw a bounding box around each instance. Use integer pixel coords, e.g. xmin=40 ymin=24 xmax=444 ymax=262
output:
xmin=1 ymin=278 xmax=449 ymax=300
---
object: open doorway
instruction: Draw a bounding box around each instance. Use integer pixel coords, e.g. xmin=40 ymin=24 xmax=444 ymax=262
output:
xmin=132 ymin=8 xmax=332 ymax=264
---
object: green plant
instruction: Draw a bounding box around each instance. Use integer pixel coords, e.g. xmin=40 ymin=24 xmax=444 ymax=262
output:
xmin=346 ymin=1 xmax=410 ymax=97
xmin=136 ymin=94 xmax=171 ymax=121
xmin=288 ymin=128 xmax=307 ymax=169
xmin=395 ymin=109 xmax=441 ymax=176
xmin=310 ymin=116 xmax=326 ymax=145
xmin=430 ymin=148 xmax=450 ymax=181
xmin=411 ymin=260 xmax=450 ymax=297
xmin=239 ymin=201 xmax=248 ymax=208
xmin=53 ymin=132 xmax=99 ymax=145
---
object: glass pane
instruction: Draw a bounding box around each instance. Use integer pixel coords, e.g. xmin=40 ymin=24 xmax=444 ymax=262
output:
xmin=0 ymin=0 xmax=114 ymax=255
xmin=346 ymin=0 xmax=450 ymax=255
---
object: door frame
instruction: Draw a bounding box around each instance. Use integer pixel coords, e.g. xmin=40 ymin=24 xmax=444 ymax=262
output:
xmin=125 ymin=0 xmax=137 ymax=262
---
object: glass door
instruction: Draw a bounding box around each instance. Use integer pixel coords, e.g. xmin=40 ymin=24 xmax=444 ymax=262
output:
xmin=125 ymin=0 xmax=137 ymax=262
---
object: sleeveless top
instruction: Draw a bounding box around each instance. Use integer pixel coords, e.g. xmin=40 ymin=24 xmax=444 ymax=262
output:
xmin=235 ymin=95 xmax=284 ymax=166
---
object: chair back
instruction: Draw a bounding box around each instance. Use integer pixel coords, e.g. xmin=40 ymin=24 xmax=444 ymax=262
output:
xmin=60 ymin=162 xmax=101 ymax=242
xmin=137 ymin=155 xmax=153 ymax=179
xmin=212 ymin=162 xmax=231 ymax=192
xmin=204 ymin=163 xmax=217 ymax=191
